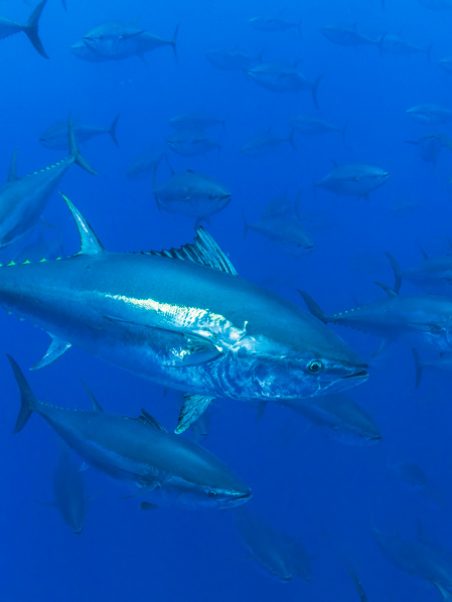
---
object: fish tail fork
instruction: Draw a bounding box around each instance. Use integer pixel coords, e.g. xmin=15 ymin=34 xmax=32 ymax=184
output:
xmin=6 ymin=355 xmax=37 ymax=433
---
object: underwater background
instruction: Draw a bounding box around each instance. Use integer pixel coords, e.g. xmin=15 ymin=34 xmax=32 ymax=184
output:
xmin=1 ymin=0 xmax=452 ymax=600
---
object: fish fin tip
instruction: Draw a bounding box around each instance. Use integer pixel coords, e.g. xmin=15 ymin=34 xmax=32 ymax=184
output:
xmin=175 ymin=395 xmax=214 ymax=434
xmin=61 ymin=193 xmax=104 ymax=255
xmin=32 ymin=335 xmax=71 ymax=370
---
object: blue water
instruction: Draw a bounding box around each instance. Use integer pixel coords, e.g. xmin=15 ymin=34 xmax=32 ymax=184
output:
xmin=1 ymin=0 xmax=452 ymax=600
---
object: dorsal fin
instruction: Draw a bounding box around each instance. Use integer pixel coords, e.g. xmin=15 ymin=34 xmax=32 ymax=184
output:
xmin=7 ymin=150 xmax=18 ymax=182
xmin=80 ymin=381 xmax=104 ymax=412
xmin=148 ymin=227 xmax=237 ymax=276
xmin=61 ymin=194 xmax=104 ymax=255
xmin=138 ymin=409 xmax=165 ymax=431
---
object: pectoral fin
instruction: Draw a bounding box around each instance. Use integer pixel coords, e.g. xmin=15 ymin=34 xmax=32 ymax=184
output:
xmin=177 ymin=335 xmax=221 ymax=366
xmin=175 ymin=394 xmax=214 ymax=434
xmin=32 ymin=335 xmax=72 ymax=370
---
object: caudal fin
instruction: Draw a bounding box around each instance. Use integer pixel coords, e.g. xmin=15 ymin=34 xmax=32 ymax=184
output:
xmin=68 ymin=119 xmax=97 ymax=175
xmin=7 ymin=355 xmax=37 ymax=433
xmin=108 ymin=114 xmax=120 ymax=146
xmin=24 ymin=0 xmax=49 ymax=59
xmin=171 ymin=24 xmax=179 ymax=60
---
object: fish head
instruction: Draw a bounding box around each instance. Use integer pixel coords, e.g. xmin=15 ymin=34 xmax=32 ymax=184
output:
xmin=169 ymin=474 xmax=252 ymax=509
xmin=233 ymin=309 xmax=369 ymax=402
xmin=81 ymin=24 xmax=143 ymax=57
xmin=186 ymin=173 xmax=231 ymax=205
xmin=362 ymin=166 xmax=390 ymax=188
xmin=71 ymin=40 xmax=107 ymax=62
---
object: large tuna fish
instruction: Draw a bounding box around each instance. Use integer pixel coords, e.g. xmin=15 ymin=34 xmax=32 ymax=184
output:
xmin=0 ymin=197 xmax=367 ymax=432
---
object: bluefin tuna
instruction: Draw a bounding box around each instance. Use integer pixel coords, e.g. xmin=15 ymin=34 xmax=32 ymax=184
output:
xmin=72 ymin=23 xmax=178 ymax=62
xmin=375 ymin=527 xmax=452 ymax=599
xmin=247 ymin=62 xmax=322 ymax=107
xmin=401 ymin=253 xmax=452 ymax=293
xmin=406 ymin=133 xmax=452 ymax=163
xmin=407 ymin=104 xmax=452 ymax=125
xmin=0 ymin=126 xmax=94 ymax=248
xmin=39 ymin=115 xmax=119 ymax=149
xmin=320 ymin=24 xmax=378 ymax=47
xmin=245 ymin=196 xmax=313 ymax=253
xmin=153 ymin=169 xmax=231 ymax=220
xmin=0 ymin=0 xmax=48 ymax=58
xmin=248 ymin=15 xmax=302 ymax=35
xmin=235 ymin=508 xmax=311 ymax=581
xmin=0 ymin=196 xmax=367 ymax=432
xmin=378 ymin=33 xmax=431 ymax=57
xmin=8 ymin=357 xmax=251 ymax=509
xmin=316 ymin=164 xmax=389 ymax=198
xmin=300 ymin=287 xmax=452 ymax=353
xmin=288 ymin=394 xmax=382 ymax=445
xmin=166 ymin=129 xmax=220 ymax=157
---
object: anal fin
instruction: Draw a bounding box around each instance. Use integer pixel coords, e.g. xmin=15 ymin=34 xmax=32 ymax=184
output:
xmin=32 ymin=335 xmax=72 ymax=370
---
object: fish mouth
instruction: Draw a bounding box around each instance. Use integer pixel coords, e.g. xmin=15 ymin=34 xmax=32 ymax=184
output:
xmin=222 ymin=489 xmax=252 ymax=508
xmin=344 ymin=366 xmax=369 ymax=381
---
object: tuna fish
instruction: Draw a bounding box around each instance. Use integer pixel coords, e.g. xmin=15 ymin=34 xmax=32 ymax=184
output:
xmin=8 ymin=357 xmax=251 ymax=509
xmin=72 ymin=23 xmax=178 ymax=62
xmin=320 ymin=24 xmax=378 ymax=47
xmin=166 ymin=129 xmax=220 ymax=157
xmin=248 ymin=16 xmax=302 ymax=35
xmin=0 ymin=196 xmax=367 ymax=432
xmin=0 ymin=125 xmax=94 ymax=248
xmin=39 ymin=115 xmax=120 ymax=149
xmin=300 ymin=287 xmax=452 ymax=353
xmin=401 ymin=253 xmax=452 ymax=293
xmin=375 ymin=527 xmax=452 ymax=599
xmin=316 ymin=164 xmax=389 ymax=198
xmin=0 ymin=0 xmax=48 ymax=58
xmin=245 ymin=196 xmax=313 ymax=253
xmin=406 ymin=133 xmax=452 ymax=163
xmin=247 ymin=62 xmax=322 ymax=108
xmin=378 ymin=33 xmax=431 ymax=57
xmin=235 ymin=508 xmax=311 ymax=581
xmin=153 ymin=169 xmax=231 ymax=220
xmin=287 ymin=394 xmax=382 ymax=445
xmin=407 ymin=104 xmax=452 ymax=125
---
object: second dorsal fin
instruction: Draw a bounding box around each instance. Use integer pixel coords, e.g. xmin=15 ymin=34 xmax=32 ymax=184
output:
xmin=138 ymin=409 xmax=166 ymax=431
xmin=148 ymin=227 xmax=237 ymax=276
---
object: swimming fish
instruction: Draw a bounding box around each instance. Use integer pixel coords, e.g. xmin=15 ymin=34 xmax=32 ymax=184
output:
xmin=0 ymin=196 xmax=367 ymax=433
xmin=8 ymin=357 xmax=251 ymax=509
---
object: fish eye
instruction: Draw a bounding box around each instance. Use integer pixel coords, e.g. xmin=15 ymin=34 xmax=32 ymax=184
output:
xmin=307 ymin=359 xmax=323 ymax=374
